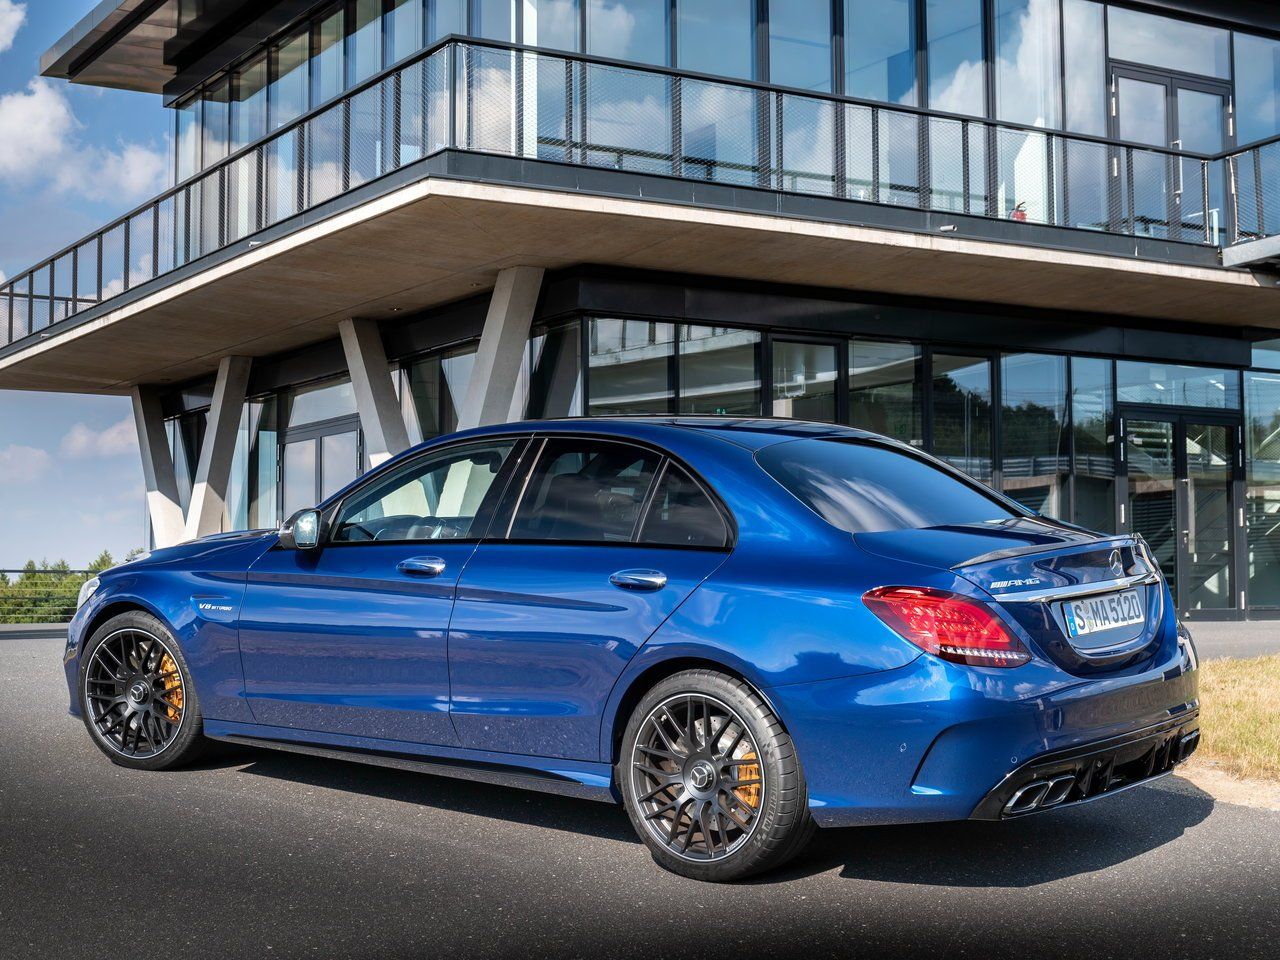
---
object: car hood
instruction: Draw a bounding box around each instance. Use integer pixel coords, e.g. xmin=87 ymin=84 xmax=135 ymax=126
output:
xmin=116 ymin=529 xmax=279 ymax=570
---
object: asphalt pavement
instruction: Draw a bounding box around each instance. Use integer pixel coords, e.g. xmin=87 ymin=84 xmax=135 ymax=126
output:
xmin=2 ymin=634 xmax=1278 ymax=960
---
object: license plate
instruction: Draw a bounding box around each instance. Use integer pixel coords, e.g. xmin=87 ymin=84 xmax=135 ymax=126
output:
xmin=1061 ymin=589 xmax=1145 ymax=638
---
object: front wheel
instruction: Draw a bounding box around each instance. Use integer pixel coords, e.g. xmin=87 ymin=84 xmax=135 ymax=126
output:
xmin=618 ymin=669 xmax=815 ymax=882
xmin=78 ymin=611 xmax=208 ymax=770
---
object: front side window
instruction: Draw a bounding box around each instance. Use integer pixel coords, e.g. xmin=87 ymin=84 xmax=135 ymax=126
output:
xmin=510 ymin=439 xmax=660 ymax=542
xmin=333 ymin=441 xmax=516 ymax=542
xmin=639 ymin=465 xmax=729 ymax=548
xmin=758 ymin=438 xmax=1020 ymax=534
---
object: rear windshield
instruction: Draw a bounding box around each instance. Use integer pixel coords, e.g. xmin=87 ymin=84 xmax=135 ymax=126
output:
xmin=757 ymin=438 xmax=1022 ymax=534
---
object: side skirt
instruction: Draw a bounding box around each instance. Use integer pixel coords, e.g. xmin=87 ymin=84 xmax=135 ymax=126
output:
xmin=205 ymin=727 xmax=618 ymax=804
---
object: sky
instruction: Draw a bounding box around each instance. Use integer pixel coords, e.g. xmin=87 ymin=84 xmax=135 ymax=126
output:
xmin=0 ymin=1 xmax=171 ymax=568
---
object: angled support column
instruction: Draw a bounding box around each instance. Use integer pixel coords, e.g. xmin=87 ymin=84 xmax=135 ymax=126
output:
xmin=339 ymin=317 xmax=411 ymax=467
xmin=184 ymin=356 xmax=252 ymax=542
xmin=131 ymin=386 xmax=186 ymax=550
xmin=456 ymin=266 xmax=545 ymax=430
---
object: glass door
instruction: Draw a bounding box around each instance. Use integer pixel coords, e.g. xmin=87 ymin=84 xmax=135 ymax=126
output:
xmin=1122 ymin=412 xmax=1242 ymax=618
xmin=770 ymin=337 xmax=842 ymax=422
xmin=1110 ymin=66 xmax=1232 ymax=244
xmin=280 ymin=422 xmax=362 ymax=517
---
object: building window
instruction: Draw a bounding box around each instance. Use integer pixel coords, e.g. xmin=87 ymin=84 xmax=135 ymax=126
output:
xmin=926 ymin=0 xmax=984 ymax=116
xmin=849 ymin=339 xmax=923 ymax=447
xmin=1106 ymin=5 xmax=1230 ymax=80
xmin=773 ymin=339 xmax=839 ymax=422
xmin=1116 ymin=362 xmax=1241 ymax=410
xmin=1246 ymin=370 xmax=1280 ymax=607
xmin=527 ymin=321 xmax=584 ymax=418
xmin=350 ymin=0 xmax=385 ymax=85
xmin=994 ymin=0 xmax=1061 ymax=128
xmin=845 ymin=0 xmax=917 ymax=106
xmin=526 ymin=0 xmax=580 ymax=52
xmin=402 ymin=344 xmax=477 ymax=441
xmin=474 ymin=0 xmax=516 ymax=41
xmin=1062 ymin=0 xmax=1105 ymax=136
xmin=679 ymin=326 xmax=762 ymax=415
xmin=1235 ymin=32 xmax=1280 ymax=147
xmin=678 ymin=0 xmax=754 ymax=81
xmin=387 ymin=0 xmax=425 ymax=63
xmin=270 ymin=27 xmax=311 ymax=129
xmin=431 ymin=0 xmax=468 ymax=42
xmin=770 ymin=0 xmax=832 ymax=93
xmin=588 ymin=318 xmax=676 ymax=415
xmin=284 ymin=377 xmax=359 ymax=427
xmin=201 ymin=76 xmax=231 ymax=166
xmin=587 ymin=0 xmax=668 ymax=65
xmin=313 ymin=4 xmax=347 ymax=107
xmin=931 ymin=352 xmax=994 ymax=483
xmin=232 ymin=53 xmax=269 ymax=153
xmin=175 ymin=95 xmax=201 ymax=181
xmin=1001 ymin=353 xmax=1068 ymax=517
xmin=1070 ymin=356 xmax=1115 ymax=533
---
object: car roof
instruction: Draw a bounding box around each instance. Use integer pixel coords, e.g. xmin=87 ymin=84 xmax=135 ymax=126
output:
xmin=471 ymin=417 xmax=881 ymax=451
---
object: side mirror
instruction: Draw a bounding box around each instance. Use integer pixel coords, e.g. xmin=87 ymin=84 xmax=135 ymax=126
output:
xmin=279 ymin=508 xmax=325 ymax=550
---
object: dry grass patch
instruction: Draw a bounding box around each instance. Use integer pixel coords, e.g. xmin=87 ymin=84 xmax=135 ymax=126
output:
xmin=1194 ymin=654 xmax=1280 ymax=783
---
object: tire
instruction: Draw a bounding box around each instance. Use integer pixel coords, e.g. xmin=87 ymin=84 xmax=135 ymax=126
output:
xmin=617 ymin=669 xmax=816 ymax=882
xmin=78 ymin=611 xmax=208 ymax=771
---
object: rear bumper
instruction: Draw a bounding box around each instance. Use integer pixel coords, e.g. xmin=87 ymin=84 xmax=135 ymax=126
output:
xmin=969 ymin=714 xmax=1200 ymax=820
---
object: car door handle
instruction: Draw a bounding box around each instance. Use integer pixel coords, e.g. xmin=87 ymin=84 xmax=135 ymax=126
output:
xmin=610 ymin=569 xmax=668 ymax=591
xmin=398 ymin=557 xmax=447 ymax=577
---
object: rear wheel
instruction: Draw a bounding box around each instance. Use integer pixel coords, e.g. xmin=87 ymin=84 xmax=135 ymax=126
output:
xmin=618 ymin=669 xmax=815 ymax=882
xmin=78 ymin=611 xmax=208 ymax=770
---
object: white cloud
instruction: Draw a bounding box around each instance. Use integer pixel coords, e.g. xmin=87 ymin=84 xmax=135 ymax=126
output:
xmin=0 ymin=443 xmax=52 ymax=484
xmin=0 ymin=2 xmax=25 ymax=55
xmin=0 ymin=78 xmax=168 ymax=204
xmin=59 ymin=417 xmax=138 ymax=460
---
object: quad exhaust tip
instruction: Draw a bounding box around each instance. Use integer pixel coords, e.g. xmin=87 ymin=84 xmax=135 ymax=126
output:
xmin=1004 ymin=774 xmax=1078 ymax=815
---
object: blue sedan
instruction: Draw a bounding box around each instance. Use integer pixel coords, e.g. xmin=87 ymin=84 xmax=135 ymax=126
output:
xmin=64 ymin=418 xmax=1200 ymax=881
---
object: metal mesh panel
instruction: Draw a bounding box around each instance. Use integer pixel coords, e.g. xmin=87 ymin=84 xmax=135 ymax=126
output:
xmin=461 ymin=44 xmax=517 ymax=156
xmin=349 ymin=82 xmax=387 ymax=189
xmin=226 ymin=150 xmax=261 ymax=244
xmin=307 ymin=108 xmax=346 ymax=207
xmin=1055 ymin=137 xmax=1114 ymax=232
xmin=127 ymin=209 xmax=155 ymax=290
xmin=777 ymin=94 xmax=835 ymax=196
xmin=52 ymin=253 xmax=75 ymax=322
xmin=995 ymin=127 xmax=1051 ymax=224
xmin=266 ymin=130 xmax=302 ymax=226
xmin=154 ymin=195 xmax=179 ymax=278
xmin=29 ymin=265 xmax=51 ymax=332
xmin=396 ymin=59 xmax=427 ymax=165
xmin=192 ymin=171 xmax=224 ymax=259
xmin=844 ymin=104 xmax=874 ymax=202
xmin=75 ymin=239 xmax=100 ymax=308
xmin=878 ymin=110 xmax=922 ymax=208
xmin=426 ymin=47 xmax=452 ymax=155
xmin=522 ymin=51 xmax=574 ymax=163
xmin=1126 ymin=147 xmax=1173 ymax=239
xmin=582 ymin=62 xmax=673 ymax=175
xmin=0 ymin=291 xmax=10 ymax=345
xmin=680 ymin=79 xmax=759 ymax=186
xmin=100 ymin=224 xmax=127 ymax=302
xmin=10 ymin=276 xmax=29 ymax=342
xmin=928 ymin=117 xmax=968 ymax=214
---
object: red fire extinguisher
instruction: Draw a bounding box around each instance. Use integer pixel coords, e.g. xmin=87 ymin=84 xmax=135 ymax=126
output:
xmin=1009 ymin=201 xmax=1028 ymax=222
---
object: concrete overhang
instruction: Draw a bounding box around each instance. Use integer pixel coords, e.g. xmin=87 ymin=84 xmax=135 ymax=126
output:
xmin=2 ymin=176 xmax=1278 ymax=395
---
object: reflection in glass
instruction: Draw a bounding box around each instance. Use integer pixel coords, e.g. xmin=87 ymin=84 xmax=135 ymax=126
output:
xmin=683 ymin=81 xmax=758 ymax=185
xmin=232 ymin=54 xmax=268 ymax=153
xmin=1062 ymin=0 xmax=1105 ymax=136
xmin=927 ymin=0 xmax=984 ymax=116
xmin=1001 ymin=354 xmax=1068 ymax=517
xmin=1118 ymin=77 xmax=1167 ymax=147
xmin=770 ymin=0 xmax=831 ymax=92
xmin=270 ymin=29 xmax=310 ymax=128
xmin=1107 ymin=6 xmax=1230 ymax=80
xmin=283 ymin=439 xmax=318 ymax=517
xmin=527 ymin=322 xmax=583 ymax=418
xmin=475 ymin=0 xmax=515 ymax=41
xmin=773 ymin=341 xmax=838 ymax=422
xmin=313 ymin=4 xmax=346 ymax=106
xmin=587 ymin=0 xmax=668 ymax=65
xmin=1125 ymin=419 xmax=1177 ymax=604
xmin=350 ymin=0 xmax=384 ymax=84
xmin=175 ymin=96 xmax=200 ymax=181
xmin=286 ymin=378 xmax=358 ymax=427
xmin=588 ymin=318 xmax=675 ymax=415
xmin=1246 ymin=372 xmax=1280 ymax=606
xmin=1116 ymin=362 xmax=1240 ymax=409
xmin=403 ymin=346 xmax=477 ymax=442
xmin=1176 ymin=88 xmax=1227 ymax=243
xmin=850 ymin=339 xmax=922 ymax=447
xmin=845 ymin=0 xmax=916 ymax=106
xmin=430 ymin=0 xmax=467 ymax=42
xmin=679 ymin=326 xmax=761 ymax=415
xmin=202 ymin=77 xmax=230 ymax=167
xmin=1255 ymin=338 xmax=1280 ymax=370
xmin=679 ymin=0 xmax=754 ymax=81
xmin=931 ymin=353 xmax=994 ymax=482
xmin=1185 ymin=423 xmax=1234 ymax=610
xmin=1235 ymin=33 xmax=1280 ymax=147
xmin=583 ymin=64 xmax=672 ymax=174
xmin=387 ymin=0 xmax=424 ymax=63
xmin=994 ymin=0 xmax=1061 ymax=128
xmin=526 ymin=0 xmax=580 ymax=51
xmin=1071 ymin=357 xmax=1115 ymax=533
xmin=780 ymin=96 xmax=835 ymax=196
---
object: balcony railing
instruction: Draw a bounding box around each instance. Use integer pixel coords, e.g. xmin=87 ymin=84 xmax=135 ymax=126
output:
xmin=4 ymin=36 xmax=1280 ymax=352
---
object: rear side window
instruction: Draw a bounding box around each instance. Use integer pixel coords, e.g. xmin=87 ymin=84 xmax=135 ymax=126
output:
xmin=639 ymin=465 xmax=729 ymax=548
xmin=757 ymin=438 xmax=1021 ymax=534
xmin=510 ymin=439 xmax=661 ymax=542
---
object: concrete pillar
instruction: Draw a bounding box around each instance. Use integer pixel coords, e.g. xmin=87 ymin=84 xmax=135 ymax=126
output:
xmin=130 ymin=386 xmax=186 ymax=550
xmin=339 ymin=317 xmax=411 ymax=467
xmin=456 ymin=266 xmax=545 ymax=430
xmin=184 ymin=356 xmax=252 ymax=541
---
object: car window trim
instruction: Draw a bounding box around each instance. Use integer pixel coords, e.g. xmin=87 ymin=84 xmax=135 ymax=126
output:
xmin=493 ymin=431 xmax=737 ymax=551
xmin=322 ymin=435 xmax=532 ymax=548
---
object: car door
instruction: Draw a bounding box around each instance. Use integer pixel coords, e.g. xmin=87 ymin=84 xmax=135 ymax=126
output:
xmin=237 ymin=437 xmax=526 ymax=745
xmin=447 ymin=435 xmax=734 ymax=761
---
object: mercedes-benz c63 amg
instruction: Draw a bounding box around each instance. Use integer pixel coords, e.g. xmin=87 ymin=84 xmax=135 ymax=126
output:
xmin=65 ymin=419 xmax=1200 ymax=881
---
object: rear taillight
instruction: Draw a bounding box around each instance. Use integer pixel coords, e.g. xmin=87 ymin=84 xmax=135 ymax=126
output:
xmin=863 ymin=586 xmax=1031 ymax=668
